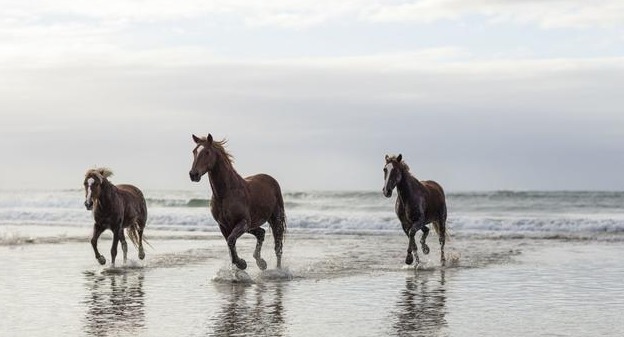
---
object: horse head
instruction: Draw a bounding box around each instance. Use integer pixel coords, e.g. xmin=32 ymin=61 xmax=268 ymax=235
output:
xmin=189 ymin=134 xmax=219 ymax=182
xmin=84 ymin=168 xmax=113 ymax=210
xmin=382 ymin=154 xmax=403 ymax=198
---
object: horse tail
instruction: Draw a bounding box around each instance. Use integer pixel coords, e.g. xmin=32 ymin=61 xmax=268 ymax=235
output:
xmin=127 ymin=219 xmax=152 ymax=248
xmin=127 ymin=221 xmax=141 ymax=248
xmin=432 ymin=183 xmax=450 ymax=241
xmin=269 ymin=182 xmax=287 ymax=243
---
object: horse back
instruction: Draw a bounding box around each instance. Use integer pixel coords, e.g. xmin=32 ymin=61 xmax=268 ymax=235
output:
xmin=244 ymin=173 xmax=283 ymax=226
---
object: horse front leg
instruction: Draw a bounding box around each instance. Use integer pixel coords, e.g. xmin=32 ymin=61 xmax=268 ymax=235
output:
xmin=248 ymin=227 xmax=267 ymax=270
xmin=406 ymin=222 xmax=423 ymax=265
xmin=110 ymin=228 xmax=120 ymax=267
xmin=91 ymin=225 xmax=107 ymax=265
xmin=227 ymin=221 xmax=248 ymax=270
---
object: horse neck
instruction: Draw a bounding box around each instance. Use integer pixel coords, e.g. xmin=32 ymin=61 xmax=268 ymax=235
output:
xmin=396 ymin=168 xmax=421 ymax=203
xmin=207 ymin=154 xmax=244 ymax=200
xmin=96 ymin=179 xmax=117 ymax=209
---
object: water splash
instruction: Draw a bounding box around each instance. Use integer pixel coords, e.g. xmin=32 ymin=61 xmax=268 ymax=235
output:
xmin=259 ymin=268 xmax=294 ymax=281
xmin=212 ymin=266 xmax=255 ymax=284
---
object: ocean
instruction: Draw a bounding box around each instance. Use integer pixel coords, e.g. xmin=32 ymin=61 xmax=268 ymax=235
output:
xmin=2 ymin=189 xmax=623 ymax=242
xmin=1 ymin=190 xmax=623 ymax=336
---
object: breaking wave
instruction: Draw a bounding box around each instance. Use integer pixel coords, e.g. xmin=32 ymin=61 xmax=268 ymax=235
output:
xmin=1 ymin=189 xmax=624 ymax=244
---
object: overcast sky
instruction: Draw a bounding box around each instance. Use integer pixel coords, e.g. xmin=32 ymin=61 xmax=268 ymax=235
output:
xmin=2 ymin=0 xmax=624 ymax=191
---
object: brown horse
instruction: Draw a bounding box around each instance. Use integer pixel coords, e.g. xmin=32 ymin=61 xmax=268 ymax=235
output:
xmin=83 ymin=168 xmax=147 ymax=266
xmin=382 ymin=154 xmax=448 ymax=266
xmin=189 ymin=134 xmax=287 ymax=270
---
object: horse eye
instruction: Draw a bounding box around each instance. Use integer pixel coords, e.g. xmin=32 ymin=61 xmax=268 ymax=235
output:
xmin=383 ymin=168 xmax=387 ymax=173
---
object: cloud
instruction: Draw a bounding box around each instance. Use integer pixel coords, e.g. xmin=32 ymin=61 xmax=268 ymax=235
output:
xmin=3 ymin=0 xmax=624 ymax=29
xmin=364 ymin=0 xmax=624 ymax=29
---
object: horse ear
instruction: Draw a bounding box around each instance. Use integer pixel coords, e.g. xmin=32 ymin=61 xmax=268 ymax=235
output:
xmin=192 ymin=134 xmax=201 ymax=144
xmin=207 ymin=134 xmax=213 ymax=145
xmin=385 ymin=154 xmax=390 ymax=162
xmin=397 ymin=154 xmax=402 ymax=162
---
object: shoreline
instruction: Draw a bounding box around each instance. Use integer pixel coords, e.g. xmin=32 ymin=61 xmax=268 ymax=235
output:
xmin=3 ymin=222 xmax=624 ymax=248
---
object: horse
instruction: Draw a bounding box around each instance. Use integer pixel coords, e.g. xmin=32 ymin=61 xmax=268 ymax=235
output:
xmin=83 ymin=168 xmax=148 ymax=266
xmin=382 ymin=154 xmax=448 ymax=266
xmin=189 ymin=134 xmax=287 ymax=270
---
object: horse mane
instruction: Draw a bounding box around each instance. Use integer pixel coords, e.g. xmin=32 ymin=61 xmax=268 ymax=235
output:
xmin=388 ymin=155 xmax=410 ymax=172
xmin=85 ymin=167 xmax=114 ymax=182
xmin=211 ymin=138 xmax=235 ymax=167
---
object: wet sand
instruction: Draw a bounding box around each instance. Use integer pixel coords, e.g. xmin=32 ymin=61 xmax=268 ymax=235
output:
xmin=1 ymin=231 xmax=623 ymax=336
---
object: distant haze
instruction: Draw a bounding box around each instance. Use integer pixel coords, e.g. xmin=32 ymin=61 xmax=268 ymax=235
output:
xmin=2 ymin=1 xmax=624 ymax=191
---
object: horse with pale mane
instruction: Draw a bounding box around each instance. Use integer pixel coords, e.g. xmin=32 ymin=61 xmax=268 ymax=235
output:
xmin=83 ymin=168 xmax=148 ymax=266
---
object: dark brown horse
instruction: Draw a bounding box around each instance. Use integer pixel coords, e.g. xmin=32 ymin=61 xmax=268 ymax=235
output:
xmin=189 ymin=134 xmax=287 ymax=270
xmin=83 ymin=168 xmax=148 ymax=266
xmin=382 ymin=154 xmax=448 ymax=266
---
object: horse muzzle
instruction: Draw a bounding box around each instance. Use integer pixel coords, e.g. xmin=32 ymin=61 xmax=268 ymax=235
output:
xmin=382 ymin=188 xmax=393 ymax=198
xmin=189 ymin=171 xmax=201 ymax=182
xmin=84 ymin=200 xmax=93 ymax=210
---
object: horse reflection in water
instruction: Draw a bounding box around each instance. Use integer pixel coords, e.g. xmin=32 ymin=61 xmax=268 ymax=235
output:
xmin=390 ymin=270 xmax=448 ymax=337
xmin=210 ymin=283 xmax=285 ymax=337
xmin=83 ymin=271 xmax=146 ymax=337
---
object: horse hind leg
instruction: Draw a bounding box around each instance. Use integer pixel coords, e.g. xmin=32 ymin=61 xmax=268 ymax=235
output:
xmin=137 ymin=223 xmax=145 ymax=260
xmin=420 ymin=226 xmax=430 ymax=255
xmin=248 ymin=227 xmax=267 ymax=270
xmin=438 ymin=220 xmax=447 ymax=266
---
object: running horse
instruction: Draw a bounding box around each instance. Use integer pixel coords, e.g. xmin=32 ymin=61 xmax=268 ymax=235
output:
xmin=382 ymin=154 xmax=448 ymax=266
xmin=189 ymin=134 xmax=287 ymax=270
xmin=83 ymin=168 xmax=148 ymax=266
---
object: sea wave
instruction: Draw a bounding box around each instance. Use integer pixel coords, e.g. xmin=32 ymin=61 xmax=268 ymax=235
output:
xmin=1 ymin=190 xmax=623 ymax=242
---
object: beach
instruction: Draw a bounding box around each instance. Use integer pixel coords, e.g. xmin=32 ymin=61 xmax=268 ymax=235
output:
xmin=1 ymin=230 xmax=623 ymax=336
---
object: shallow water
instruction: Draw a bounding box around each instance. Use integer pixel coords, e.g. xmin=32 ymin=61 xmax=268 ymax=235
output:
xmin=1 ymin=232 xmax=622 ymax=336
xmin=447 ymin=244 xmax=624 ymax=337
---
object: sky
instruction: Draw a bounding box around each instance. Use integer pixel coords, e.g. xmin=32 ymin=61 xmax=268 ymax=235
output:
xmin=1 ymin=0 xmax=624 ymax=192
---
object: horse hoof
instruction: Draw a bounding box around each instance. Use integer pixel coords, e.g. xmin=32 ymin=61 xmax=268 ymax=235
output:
xmin=256 ymin=259 xmax=268 ymax=270
xmin=405 ymin=254 xmax=414 ymax=265
xmin=139 ymin=251 xmax=145 ymax=260
xmin=422 ymin=245 xmax=430 ymax=255
xmin=97 ymin=256 xmax=106 ymax=265
xmin=236 ymin=259 xmax=248 ymax=270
